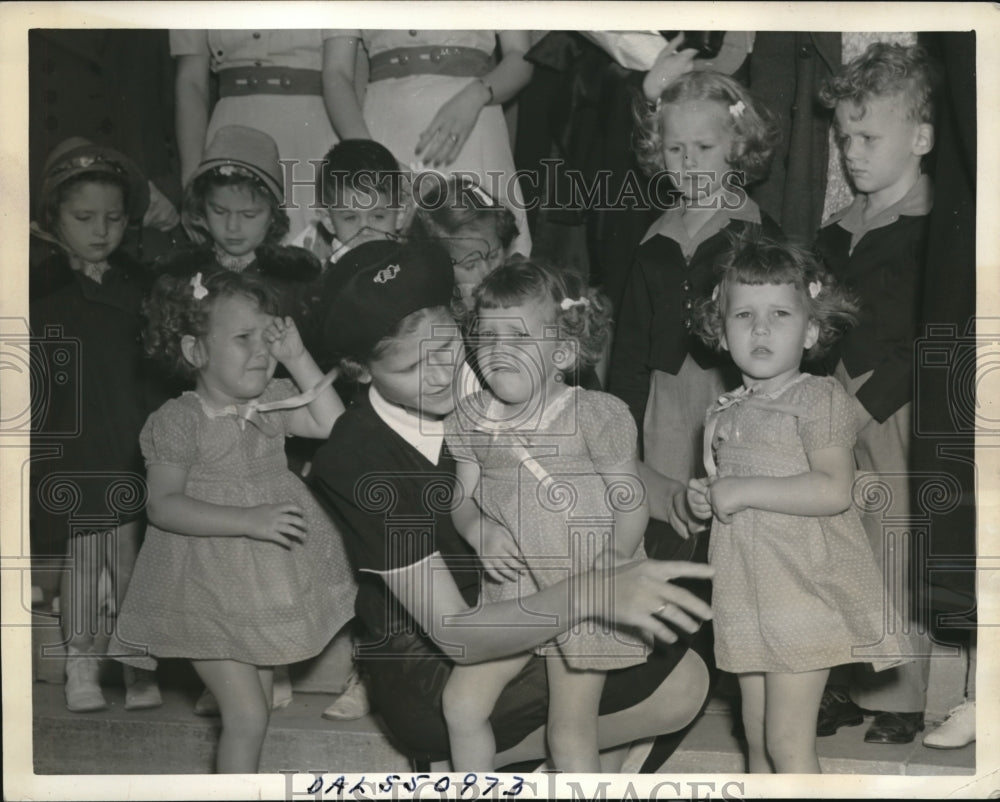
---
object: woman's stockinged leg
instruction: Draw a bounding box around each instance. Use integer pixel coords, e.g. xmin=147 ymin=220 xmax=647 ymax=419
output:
xmin=546 ymin=658 xmax=605 ymax=772
xmin=764 ymin=668 xmax=829 ymax=773
xmin=495 ymin=649 xmax=710 ymax=768
xmin=737 ymin=673 xmax=770 ymax=773
xmin=192 ymin=659 xmax=271 ymax=773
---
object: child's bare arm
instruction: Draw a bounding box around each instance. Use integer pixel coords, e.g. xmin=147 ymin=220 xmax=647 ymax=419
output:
xmin=452 ymin=459 xmax=523 ymax=582
xmin=146 ymin=464 xmax=305 ymax=548
xmin=264 ymin=316 xmax=345 ymax=438
xmin=599 ymin=457 xmax=650 ymax=560
xmin=708 ymin=445 xmax=855 ymax=523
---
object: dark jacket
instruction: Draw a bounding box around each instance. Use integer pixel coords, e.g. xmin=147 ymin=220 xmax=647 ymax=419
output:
xmin=748 ymin=32 xmax=841 ymax=242
xmin=814 ymin=212 xmax=929 ymax=423
xmin=609 ymin=213 xmax=781 ymax=432
xmin=30 ymin=249 xmax=170 ymax=532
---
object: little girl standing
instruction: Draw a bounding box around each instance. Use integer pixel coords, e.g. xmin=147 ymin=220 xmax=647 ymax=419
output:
xmin=686 ymin=232 xmax=909 ymax=773
xmin=110 ymin=269 xmax=355 ymax=773
xmin=30 ymin=138 xmax=164 ymax=713
xmin=442 ymin=259 xmax=650 ymax=772
xmin=609 ymin=71 xmax=782 ymax=489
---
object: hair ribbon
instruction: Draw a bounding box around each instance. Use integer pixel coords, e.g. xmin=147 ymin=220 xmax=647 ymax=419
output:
xmin=190 ymin=272 xmax=209 ymax=300
xmin=559 ymin=297 xmax=590 ymax=311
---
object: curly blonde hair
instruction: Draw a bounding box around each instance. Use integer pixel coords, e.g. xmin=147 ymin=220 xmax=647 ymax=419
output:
xmin=820 ymin=42 xmax=938 ymax=125
xmin=472 ymin=257 xmax=613 ymax=372
xmin=693 ymin=229 xmax=859 ymax=360
xmin=633 ymin=71 xmax=780 ymax=186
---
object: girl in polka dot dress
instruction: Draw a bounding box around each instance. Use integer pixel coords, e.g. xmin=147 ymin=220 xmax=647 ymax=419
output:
xmin=686 ymin=232 xmax=910 ymax=773
xmin=442 ymin=259 xmax=651 ymax=772
xmin=111 ymin=269 xmax=354 ymax=773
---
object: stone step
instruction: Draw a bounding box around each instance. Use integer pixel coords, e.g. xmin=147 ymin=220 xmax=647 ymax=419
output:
xmin=32 ymin=678 xmax=974 ymax=778
xmin=32 ymin=679 xmax=411 ymax=775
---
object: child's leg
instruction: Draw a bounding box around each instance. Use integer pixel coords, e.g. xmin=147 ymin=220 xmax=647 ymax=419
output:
xmin=764 ymin=668 xmax=830 ymax=773
xmin=107 ymin=519 xmax=143 ymax=612
xmin=443 ymin=653 xmax=531 ymax=771
xmin=546 ymin=658 xmax=605 ymax=773
xmin=736 ymin=673 xmax=770 ymax=773
xmin=192 ymin=659 xmax=271 ymax=773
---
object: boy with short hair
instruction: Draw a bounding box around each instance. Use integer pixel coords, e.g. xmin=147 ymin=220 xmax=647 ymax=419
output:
xmin=293 ymin=138 xmax=407 ymax=266
xmin=812 ymin=41 xmax=938 ymax=746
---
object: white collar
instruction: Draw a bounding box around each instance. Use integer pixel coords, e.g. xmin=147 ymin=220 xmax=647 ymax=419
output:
xmin=368 ymin=384 xmax=445 ymax=465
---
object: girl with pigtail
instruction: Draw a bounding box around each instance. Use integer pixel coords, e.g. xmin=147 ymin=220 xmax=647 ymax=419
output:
xmin=441 ymin=258 xmax=653 ymax=771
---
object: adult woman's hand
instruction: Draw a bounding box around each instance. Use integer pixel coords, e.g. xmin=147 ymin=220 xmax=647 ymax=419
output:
xmin=414 ymin=31 xmax=533 ymax=169
xmin=642 ymin=33 xmax=699 ymax=102
xmin=590 ymin=554 xmax=714 ymax=645
xmin=415 ymin=80 xmax=489 ymax=168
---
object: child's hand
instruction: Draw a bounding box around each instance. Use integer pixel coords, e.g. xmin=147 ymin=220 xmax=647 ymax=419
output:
xmin=706 ymin=477 xmax=745 ymax=525
xmin=476 ymin=519 xmax=524 ymax=583
xmin=642 ymin=33 xmax=698 ymax=101
xmin=245 ymin=503 xmax=306 ymax=548
xmin=685 ymin=478 xmax=714 ymax=523
xmin=414 ymin=83 xmax=486 ymax=167
xmin=264 ymin=316 xmax=306 ymax=365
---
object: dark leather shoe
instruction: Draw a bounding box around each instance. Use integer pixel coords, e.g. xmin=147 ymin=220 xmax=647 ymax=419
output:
xmin=864 ymin=711 xmax=925 ymax=744
xmin=816 ymin=687 xmax=864 ymax=737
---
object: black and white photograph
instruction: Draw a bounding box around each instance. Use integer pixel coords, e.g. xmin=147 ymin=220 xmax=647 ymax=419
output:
xmin=2 ymin=2 xmax=997 ymax=799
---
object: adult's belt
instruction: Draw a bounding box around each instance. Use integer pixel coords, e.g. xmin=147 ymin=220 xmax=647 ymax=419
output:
xmin=218 ymin=67 xmax=323 ymax=96
xmin=369 ymin=46 xmax=494 ymax=82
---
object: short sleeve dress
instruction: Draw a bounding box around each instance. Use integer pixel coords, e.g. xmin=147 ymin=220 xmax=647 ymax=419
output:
xmin=444 ymin=386 xmax=649 ymax=670
xmin=111 ymin=379 xmax=356 ymax=669
xmin=705 ymin=374 xmax=908 ymax=674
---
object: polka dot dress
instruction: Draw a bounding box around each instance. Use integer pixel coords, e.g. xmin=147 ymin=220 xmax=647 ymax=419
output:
xmin=445 ymin=387 xmax=650 ymax=670
xmin=706 ymin=374 xmax=906 ymax=674
xmin=112 ymin=380 xmax=356 ymax=669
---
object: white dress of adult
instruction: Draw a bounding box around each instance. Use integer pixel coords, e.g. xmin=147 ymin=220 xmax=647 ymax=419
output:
xmin=171 ymin=29 xmax=344 ymax=242
xmin=324 ymin=30 xmax=533 ymax=256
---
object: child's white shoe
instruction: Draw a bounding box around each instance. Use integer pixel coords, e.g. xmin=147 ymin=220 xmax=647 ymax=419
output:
xmin=923 ymin=700 xmax=975 ymax=749
xmin=321 ymin=671 xmax=370 ymax=721
xmin=65 ymin=647 xmax=108 ymax=713
xmin=123 ymin=665 xmax=163 ymax=710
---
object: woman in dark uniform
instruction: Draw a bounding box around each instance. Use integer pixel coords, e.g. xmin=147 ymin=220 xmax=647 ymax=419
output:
xmin=309 ymin=240 xmax=714 ymax=769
